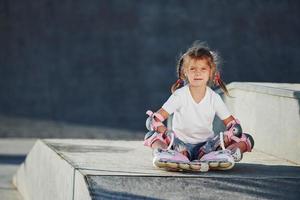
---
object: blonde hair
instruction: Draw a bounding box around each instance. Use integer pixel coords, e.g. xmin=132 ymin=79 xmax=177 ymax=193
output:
xmin=171 ymin=41 xmax=229 ymax=95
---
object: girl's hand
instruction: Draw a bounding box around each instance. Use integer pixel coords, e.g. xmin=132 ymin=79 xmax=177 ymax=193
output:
xmin=153 ymin=108 xmax=169 ymax=134
xmin=223 ymin=115 xmax=235 ymax=127
xmin=156 ymin=108 xmax=169 ymax=120
xmin=157 ymin=125 xmax=167 ymax=134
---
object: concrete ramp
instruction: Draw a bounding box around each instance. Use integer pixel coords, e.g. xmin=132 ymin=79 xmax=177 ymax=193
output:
xmin=13 ymin=139 xmax=300 ymax=200
xmin=13 ymin=140 xmax=89 ymax=200
xmin=222 ymin=82 xmax=300 ymax=164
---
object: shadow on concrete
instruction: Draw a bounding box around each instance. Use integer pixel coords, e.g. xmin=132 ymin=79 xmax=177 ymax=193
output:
xmin=207 ymin=177 xmax=299 ymax=200
xmin=0 ymin=154 xmax=26 ymax=165
xmin=201 ymin=163 xmax=300 ymax=199
xmin=47 ymin=143 xmax=135 ymax=153
xmin=294 ymin=91 xmax=300 ymax=116
xmin=86 ymin=163 xmax=300 ymax=200
xmin=218 ymin=163 xmax=300 ymax=177
xmin=88 ymin=185 xmax=159 ymax=200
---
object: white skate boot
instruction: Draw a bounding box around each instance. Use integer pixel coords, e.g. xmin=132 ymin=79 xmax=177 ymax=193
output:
xmin=153 ymin=148 xmax=209 ymax=172
xmin=200 ymin=149 xmax=235 ymax=170
xmin=230 ymin=147 xmax=243 ymax=162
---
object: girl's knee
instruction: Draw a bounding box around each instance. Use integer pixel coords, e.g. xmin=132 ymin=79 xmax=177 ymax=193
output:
xmin=151 ymin=140 xmax=168 ymax=149
xmin=243 ymin=133 xmax=254 ymax=150
xmin=226 ymin=133 xmax=254 ymax=152
xmin=143 ymin=131 xmax=168 ymax=149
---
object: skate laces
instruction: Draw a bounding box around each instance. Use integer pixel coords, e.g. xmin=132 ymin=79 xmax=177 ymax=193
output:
xmin=220 ymin=132 xmax=241 ymax=158
xmin=166 ymin=131 xmax=174 ymax=150
xmin=218 ymin=132 xmax=232 ymax=155
xmin=219 ymin=132 xmax=226 ymax=150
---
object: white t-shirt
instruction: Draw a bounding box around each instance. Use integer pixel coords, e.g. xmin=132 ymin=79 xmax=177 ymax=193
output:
xmin=162 ymin=85 xmax=231 ymax=144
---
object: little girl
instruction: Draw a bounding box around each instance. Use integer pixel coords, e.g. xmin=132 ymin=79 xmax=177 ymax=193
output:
xmin=144 ymin=41 xmax=254 ymax=171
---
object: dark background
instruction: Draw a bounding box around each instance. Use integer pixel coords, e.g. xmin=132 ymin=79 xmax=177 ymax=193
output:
xmin=0 ymin=0 xmax=299 ymax=132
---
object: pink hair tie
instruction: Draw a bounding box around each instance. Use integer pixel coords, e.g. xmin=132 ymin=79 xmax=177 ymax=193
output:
xmin=214 ymin=72 xmax=221 ymax=86
xmin=176 ymin=79 xmax=184 ymax=85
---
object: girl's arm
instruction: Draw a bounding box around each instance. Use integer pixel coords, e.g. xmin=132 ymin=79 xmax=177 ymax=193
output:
xmin=222 ymin=115 xmax=235 ymax=127
xmin=222 ymin=115 xmax=243 ymax=137
xmin=155 ymin=108 xmax=169 ymax=134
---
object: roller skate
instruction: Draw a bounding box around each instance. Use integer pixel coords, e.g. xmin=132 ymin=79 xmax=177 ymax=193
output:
xmin=230 ymin=147 xmax=243 ymax=162
xmin=153 ymin=148 xmax=209 ymax=172
xmin=198 ymin=119 xmax=245 ymax=166
xmin=199 ymin=149 xmax=235 ymax=170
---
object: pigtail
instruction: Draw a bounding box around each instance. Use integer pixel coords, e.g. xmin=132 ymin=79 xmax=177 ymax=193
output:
xmin=214 ymin=71 xmax=230 ymax=96
xmin=171 ymin=79 xmax=184 ymax=93
xmin=171 ymin=54 xmax=185 ymax=93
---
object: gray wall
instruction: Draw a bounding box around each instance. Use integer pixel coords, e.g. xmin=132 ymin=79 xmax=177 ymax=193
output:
xmin=0 ymin=0 xmax=299 ymax=131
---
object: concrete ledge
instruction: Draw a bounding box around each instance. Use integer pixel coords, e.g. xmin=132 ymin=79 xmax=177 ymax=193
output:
xmin=13 ymin=140 xmax=90 ymax=200
xmin=226 ymin=82 xmax=300 ymax=99
xmin=13 ymin=139 xmax=300 ymax=200
xmin=221 ymin=82 xmax=300 ymax=164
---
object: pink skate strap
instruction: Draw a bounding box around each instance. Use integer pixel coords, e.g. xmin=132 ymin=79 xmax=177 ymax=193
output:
xmin=240 ymin=134 xmax=252 ymax=152
xmin=146 ymin=110 xmax=164 ymax=121
xmin=143 ymin=131 xmax=174 ymax=148
xmin=143 ymin=132 xmax=165 ymax=147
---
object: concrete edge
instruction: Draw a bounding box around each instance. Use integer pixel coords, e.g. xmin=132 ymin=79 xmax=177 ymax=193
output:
xmin=217 ymin=82 xmax=300 ymax=99
xmin=217 ymin=82 xmax=300 ymax=164
xmin=44 ymin=139 xmax=92 ymax=200
xmin=13 ymin=139 xmax=92 ymax=200
xmin=74 ymin=170 xmax=91 ymax=200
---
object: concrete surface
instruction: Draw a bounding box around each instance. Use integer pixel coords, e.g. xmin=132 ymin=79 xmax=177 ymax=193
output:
xmin=14 ymin=140 xmax=75 ymax=200
xmin=14 ymin=139 xmax=300 ymax=200
xmin=221 ymin=82 xmax=300 ymax=164
xmin=0 ymin=139 xmax=36 ymax=200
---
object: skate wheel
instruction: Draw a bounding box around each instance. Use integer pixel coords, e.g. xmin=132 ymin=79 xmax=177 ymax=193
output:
xmin=219 ymin=161 xmax=231 ymax=168
xmin=209 ymin=161 xmax=234 ymax=171
xmin=179 ymin=163 xmax=190 ymax=170
xmin=153 ymin=160 xmax=167 ymax=168
xmin=199 ymin=163 xmax=209 ymax=172
xmin=189 ymin=162 xmax=209 ymax=172
xmin=208 ymin=161 xmax=219 ymax=168
xmin=190 ymin=163 xmax=201 ymax=170
xmin=167 ymin=162 xmax=179 ymax=169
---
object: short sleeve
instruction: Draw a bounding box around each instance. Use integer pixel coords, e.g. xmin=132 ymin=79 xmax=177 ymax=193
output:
xmin=214 ymin=94 xmax=231 ymax=120
xmin=162 ymin=91 xmax=182 ymax=115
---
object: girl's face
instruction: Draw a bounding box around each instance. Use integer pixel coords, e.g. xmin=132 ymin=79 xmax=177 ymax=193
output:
xmin=184 ymin=57 xmax=211 ymax=88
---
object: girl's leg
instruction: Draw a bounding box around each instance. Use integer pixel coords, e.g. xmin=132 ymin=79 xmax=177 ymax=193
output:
xmin=144 ymin=131 xmax=169 ymax=149
xmin=190 ymin=142 xmax=206 ymax=161
xmin=145 ymin=130 xmax=192 ymax=163
xmin=223 ymin=137 xmax=247 ymax=152
xmin=151 ymin=140 xmax=168 ymax=149
xmin=223 ymin=133 xmax=254 ymax=153
xmin=197 ymin=133 xmax=254 ymax=161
